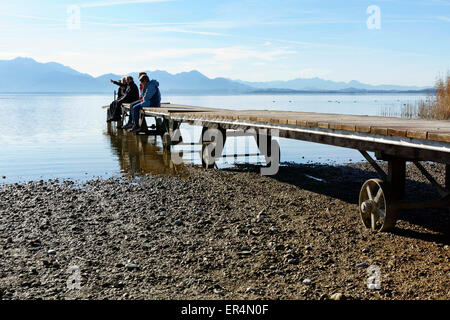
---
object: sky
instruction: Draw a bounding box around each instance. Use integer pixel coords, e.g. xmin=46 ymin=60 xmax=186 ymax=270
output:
xmin=0 ymin=0 xmax=449 ymax=86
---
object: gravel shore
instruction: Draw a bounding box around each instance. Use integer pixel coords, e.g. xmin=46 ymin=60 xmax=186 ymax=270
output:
xmin=0 ymin=162 xmax=449 ymax=300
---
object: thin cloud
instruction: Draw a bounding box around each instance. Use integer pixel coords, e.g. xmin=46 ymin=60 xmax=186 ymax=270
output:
xmin=0 ymin=12 xmax=227 ymax=36
xmin=436 ymin=16 xmax=450 ymax=22
xmin=420 ymin=0 xmax=450 ymax=5
xmin=140 ymin=26 xmax=228 ymax=36
xmin=253 ymin=36 xmax=429 ymax=59
xmin=0 ymin=13 xmax=62 ymax=22
xmin=139 ymin=46 xmax=296 ymax=62
xmin=80 ymin=0 xmax=171 ymax=8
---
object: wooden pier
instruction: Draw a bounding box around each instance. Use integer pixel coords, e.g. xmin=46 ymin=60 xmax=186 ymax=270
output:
xmin=104 ymin=102 xmax=450 ymax=232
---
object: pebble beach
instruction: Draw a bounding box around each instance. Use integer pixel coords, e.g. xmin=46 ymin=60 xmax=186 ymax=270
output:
xmin=0 ymin=162 xmax=448 ymax=300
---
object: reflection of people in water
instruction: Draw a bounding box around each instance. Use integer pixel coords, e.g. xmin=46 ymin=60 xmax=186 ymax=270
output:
xmin=105 ymin=124 xmax=185 ymax=177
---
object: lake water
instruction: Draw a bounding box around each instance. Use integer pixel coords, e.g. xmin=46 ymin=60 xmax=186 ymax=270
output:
xmin=0 ymin=93 xmax=426 ymax=183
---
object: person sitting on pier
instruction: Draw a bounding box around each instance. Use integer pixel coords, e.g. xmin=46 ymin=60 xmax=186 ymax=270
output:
xmin=107 ymin=76 xmax=139 ymax=123
xmin=110 ymin=77 xmax=127 ymax=100
xmin=120 ymin=72 xmax=149 ymax=127
xmin=123 ymin=74 xmax=161 ymax=133
xmin=138 ymin=72 xmax=147 ymax=101
xmin=122 ymin=76 xmax=140 ymax=102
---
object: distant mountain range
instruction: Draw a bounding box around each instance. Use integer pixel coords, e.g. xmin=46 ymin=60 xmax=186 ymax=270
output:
xmin=0 ymin=57 xmax=431 ymax=94
xmin=235 ymin=78 xmax=428 ymax=92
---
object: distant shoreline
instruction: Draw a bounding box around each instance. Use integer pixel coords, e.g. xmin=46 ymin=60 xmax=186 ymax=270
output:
xmin=0 ymin=90 xmax=432 ymax=96
xmin=247 ymin=89 xmax=434 ymax=95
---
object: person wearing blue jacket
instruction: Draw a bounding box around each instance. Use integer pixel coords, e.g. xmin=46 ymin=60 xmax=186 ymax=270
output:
xmin=124 ymin=74 xmax=161 ymax=133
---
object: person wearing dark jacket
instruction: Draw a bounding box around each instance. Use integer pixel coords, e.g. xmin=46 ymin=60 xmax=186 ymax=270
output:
xmin=110 ymin=77 xmax=127 ymax=100
xmin=107 ymin=76 xmax=140 ymax=123
xmin=118 ymin=76 xmax=139 ymax=103
xmin=107 ymin=77 xmax=126 ymax=121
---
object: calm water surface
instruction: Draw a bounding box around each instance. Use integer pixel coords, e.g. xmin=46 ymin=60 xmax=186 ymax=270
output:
xmin=0 ymin=93 xmax=425 ymax=183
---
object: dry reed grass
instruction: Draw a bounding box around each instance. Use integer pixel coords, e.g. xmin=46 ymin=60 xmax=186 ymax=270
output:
xmin=413 ymin=73 xmax=450 ymax=120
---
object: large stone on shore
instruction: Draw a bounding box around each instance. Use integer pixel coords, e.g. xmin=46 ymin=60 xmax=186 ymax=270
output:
xmin=125 ymin=263 xmax=140 ymax=271
xmin=330 ymin=293 xmax=344 ymax=300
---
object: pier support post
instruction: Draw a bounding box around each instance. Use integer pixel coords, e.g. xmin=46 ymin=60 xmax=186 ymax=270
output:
xmin=256 ymin=131 xmax=272 ymax=158
xmin=374 ymin=152 xmax=406 ymax=200
xmin=117 ymin=109 xmax=124 ymax=128
xmin=387 ymin=159 xmax=406 ymax=200
xmin=137 ymin=110 xmax=149 ymax=133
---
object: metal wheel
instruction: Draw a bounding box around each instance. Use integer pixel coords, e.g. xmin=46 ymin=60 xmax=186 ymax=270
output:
xmin=359 ymin=179 xmax=398 ymax=232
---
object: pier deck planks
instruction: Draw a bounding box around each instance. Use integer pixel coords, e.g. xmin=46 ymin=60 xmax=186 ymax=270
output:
xmin=131 ymin=103 xmax=450 ymax=144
